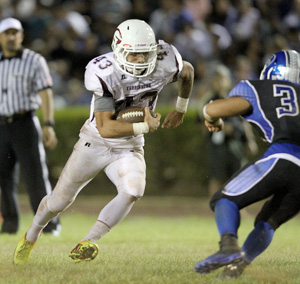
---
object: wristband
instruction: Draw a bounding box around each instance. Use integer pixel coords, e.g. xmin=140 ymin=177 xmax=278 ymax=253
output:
xmin=176 ymin=97 xmax=189 ymax=113
xmin=203 ymin=104 xmax=219 ymax=123
xmin=133 ymin=122 xmax=149 ymax=136
xmin=43 ymin=120 xmax=55 ymax=127
xmin=203 ymin=104 xmax=224 ymax=126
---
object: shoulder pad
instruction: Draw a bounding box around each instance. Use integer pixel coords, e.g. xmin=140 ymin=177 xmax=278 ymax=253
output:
xmin=86 ymin=52 xmax=115 ymax=77
xmin=155 ymin=40 xmax=183 ymax=81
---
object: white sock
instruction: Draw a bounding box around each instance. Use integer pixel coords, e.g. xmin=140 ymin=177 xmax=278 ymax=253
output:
xmin=26 ymin=222 xmax=44 ymax=243
xmin=81 ymin=192 xmax=137 ymax=242
xmin=81 ymin=221 xmax=110 ymax=242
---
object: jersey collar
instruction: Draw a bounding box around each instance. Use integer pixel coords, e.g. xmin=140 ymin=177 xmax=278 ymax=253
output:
xmin=0 ymin=48 xmax=23 ymax=61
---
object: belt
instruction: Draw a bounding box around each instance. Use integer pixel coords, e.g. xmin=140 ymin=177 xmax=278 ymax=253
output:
xmin=0 ymin=111 xmax=33 ymax=124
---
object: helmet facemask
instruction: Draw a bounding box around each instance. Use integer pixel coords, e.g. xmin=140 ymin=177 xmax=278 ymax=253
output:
xmin=115 ymin=47 xmax=157 ymax=77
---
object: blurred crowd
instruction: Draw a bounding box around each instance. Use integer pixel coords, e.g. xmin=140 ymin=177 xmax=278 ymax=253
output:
xmin=0 ymin=0 xmax=299 ymax=107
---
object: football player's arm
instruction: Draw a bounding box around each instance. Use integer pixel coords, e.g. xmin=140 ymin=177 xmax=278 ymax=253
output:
xmin=203 ymin=97 xmax=251 ymax=132
xmin=95 ymin=111 xmax=134 ymax=138
xmin=162 ymin=60 xmax=194 ymax=128
xmin=94 ymin=97 xmax=160 ymax=138
xmin=95 ymin=110 xmax=161 ymax=138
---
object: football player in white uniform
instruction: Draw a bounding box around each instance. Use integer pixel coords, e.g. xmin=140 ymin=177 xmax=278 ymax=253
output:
xmin=13 ymin=19 xmax=194 ymax=264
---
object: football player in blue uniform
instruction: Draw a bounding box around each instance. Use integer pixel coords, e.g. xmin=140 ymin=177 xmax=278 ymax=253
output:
xmin=194 ymin=50 xmax=300 ymax=279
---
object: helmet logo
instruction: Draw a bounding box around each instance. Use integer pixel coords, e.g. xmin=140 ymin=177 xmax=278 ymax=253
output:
xmin=260 ymin=50 xmax=300 ymax=83
xmin=115 ymin=28 xmax=122 ymax=45
xmin=268 ymin=54 xmax=276 ymax=66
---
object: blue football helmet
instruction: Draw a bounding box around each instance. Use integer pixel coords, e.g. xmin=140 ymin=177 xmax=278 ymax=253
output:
xmin=260 ymin=50 xmax=300 ymax=83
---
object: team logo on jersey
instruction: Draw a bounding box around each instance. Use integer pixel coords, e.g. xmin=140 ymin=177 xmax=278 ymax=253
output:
xmin=121 ymin=74 xmax=126 ymax=80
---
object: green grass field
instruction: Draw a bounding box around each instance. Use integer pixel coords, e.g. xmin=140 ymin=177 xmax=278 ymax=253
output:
xmin=1 ymin=195 xmax=300 ymax=284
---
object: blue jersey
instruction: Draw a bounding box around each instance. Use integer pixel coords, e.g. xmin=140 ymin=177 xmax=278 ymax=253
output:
xmin=210 ymin=80 xmax=300 ymax=228
xmin=229 ymin=80 xmax=300 ymax=146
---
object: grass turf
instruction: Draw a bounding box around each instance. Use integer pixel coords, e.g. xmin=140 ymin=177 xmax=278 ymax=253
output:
xmin=1 ymin=195 xmax=300 ymax=284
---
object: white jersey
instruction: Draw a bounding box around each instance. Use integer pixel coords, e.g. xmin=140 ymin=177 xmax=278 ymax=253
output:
xmin=81 ymin=40 xmax=183 ymax=149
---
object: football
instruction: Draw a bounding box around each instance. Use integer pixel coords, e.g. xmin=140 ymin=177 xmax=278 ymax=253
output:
xmin=114 ymin=107 xmax=156 ymax=123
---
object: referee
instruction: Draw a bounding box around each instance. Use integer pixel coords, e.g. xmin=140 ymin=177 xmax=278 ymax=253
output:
xmin=0 ymin=18 xmax=60 ymax=235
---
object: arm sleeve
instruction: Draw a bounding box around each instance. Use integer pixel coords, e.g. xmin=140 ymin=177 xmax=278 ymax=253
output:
xmin=94 ymin=96 xmax=115 ymax=112
xmin=228 ymin=80 xmax=256 ymax=107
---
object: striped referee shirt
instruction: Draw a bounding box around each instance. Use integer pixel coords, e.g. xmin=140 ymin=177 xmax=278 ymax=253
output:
xmin=0 ymin=48 xmax=53 ymax=115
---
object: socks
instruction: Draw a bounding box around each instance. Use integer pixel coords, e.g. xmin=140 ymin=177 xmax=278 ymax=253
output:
xmin=26 ymin=221 xmax=44 ymax=243
xmin=81 ymin=221 xmax=111 ymax=242
xmin=214 ymin=198 xmax=240 ymax=238
xmin=214 ymin=198 xmax=275 ymax=263
xmin=242 ymin=221 xmax=275 ymax=263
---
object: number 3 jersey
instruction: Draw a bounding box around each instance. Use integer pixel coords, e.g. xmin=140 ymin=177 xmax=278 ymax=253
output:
xmin=229 ymin=79 xmax=300 ymax=145
xmin=80 ymin=40 xmax=183 ymax=148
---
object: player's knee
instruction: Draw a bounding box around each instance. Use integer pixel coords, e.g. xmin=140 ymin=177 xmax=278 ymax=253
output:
xmin=122 ymin=188 xmax=144 ymax=199
xmin=254 ymin=218 xmax=278 ymax=230
xmin=120 ymin=172 xmax=145 ymax=198
xmin=128 ymin=193 xmax=142 ymax=201
xmin=118 ymin=190 xmax=142 ymax=202
xmin=209 ymin=190 xmax=225 ymax=211
xmin=267 ymin=219 xmax=279 ymax=230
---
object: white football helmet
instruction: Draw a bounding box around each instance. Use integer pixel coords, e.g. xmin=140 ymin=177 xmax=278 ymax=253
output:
xmin=112 ymin=19 xmax=157 ymax=77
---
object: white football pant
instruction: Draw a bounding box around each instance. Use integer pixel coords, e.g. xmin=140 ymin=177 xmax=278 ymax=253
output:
xmin=26 ymin=136 xmax=146 ymax=243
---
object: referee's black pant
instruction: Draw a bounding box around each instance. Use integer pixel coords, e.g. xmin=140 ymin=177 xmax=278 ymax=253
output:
xmin=0 ymin=111 xmax=58 ymax=233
